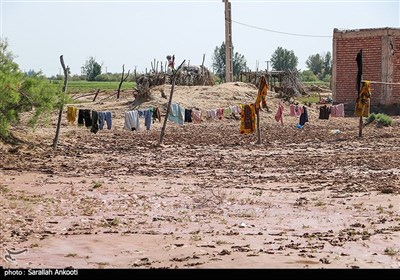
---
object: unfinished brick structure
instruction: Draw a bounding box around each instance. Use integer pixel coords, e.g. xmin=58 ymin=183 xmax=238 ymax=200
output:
xmin=332 ymin=27 xmax=400 ymax=115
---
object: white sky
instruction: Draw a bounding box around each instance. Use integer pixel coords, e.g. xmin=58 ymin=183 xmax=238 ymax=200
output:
xmin=1 ymin=0 xmax=399 ymax=76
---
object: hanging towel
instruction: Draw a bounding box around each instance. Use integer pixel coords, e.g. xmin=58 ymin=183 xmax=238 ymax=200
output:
xmin=192 ymin=109 xmax=202 ymax=123
xmin=168 ymin=103 xmax=185 ymax=125
xmin=240 ymin=104 xmax=256 ymax=134
xmin=67 ymin=106 xmax=78 ymax=125
xmin=355 ymin=81 xmax=371 ymax=117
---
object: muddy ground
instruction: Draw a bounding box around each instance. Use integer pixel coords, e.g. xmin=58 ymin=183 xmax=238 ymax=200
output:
xmin=0 ymin=83 xmax=399 ymax=269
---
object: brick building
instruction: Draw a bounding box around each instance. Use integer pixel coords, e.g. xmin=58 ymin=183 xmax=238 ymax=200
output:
xmin=332 ymin=27 xmax=400 ymax=115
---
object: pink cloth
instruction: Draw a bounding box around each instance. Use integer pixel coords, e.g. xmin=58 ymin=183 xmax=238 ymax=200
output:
xmin=275 ymin=103 xmax=284 ymax=124
xmin=192 ymin=109 xmax=202 ymax=123
xmin=289 ymin=104 xmax=295 ymax=116
xmin=331 ymin=104 xmax=344 ymax=117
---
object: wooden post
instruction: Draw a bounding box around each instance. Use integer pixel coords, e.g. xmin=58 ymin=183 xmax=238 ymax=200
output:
xmin=53 ymin=55 xmax=68 ymax=149
xmin=358 ymin=116 xmax=363 ymax=137
xmin=92 ymin=89 xmax=100 ymax=102
xmin=158 ymin=60 xmax=186 ymax=146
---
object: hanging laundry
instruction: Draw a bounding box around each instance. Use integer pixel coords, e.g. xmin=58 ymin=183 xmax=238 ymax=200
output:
xmin=152 ymin=107 xmax=161 ymax=123
xmin=207 ymin=109 xmax=217 ymax=120
xmin=67 ymin=106 xmax=78 ymax=125
xmin=240 ymin=104 xmax=256 ymax=134
xmin=124 ymin=110 xmax=140 ymax=131
xmin=224 ymin=107 xmax=232 ymax=118
xmin=216 ymin=108 xmax=224 ymax=120
xmin=168 ymin=103 xmax=185 ymax=125
xmin=230 ymin=105 xmax=241 ymax=115
xmin=275 ymin=103 xmax=284 ymax=125
xmin=191 ymin=109 xmax=202 ymax=123
xmin=355 ymin=81 xmax=371 ymax=117
xmin=331 ymin=104 xmax=345 ymax=117
xmin=319 ymin=105 xmax=331 ymax=120
xmin=294 ymin=104 xmax=303 ymax=118
xmin=138 ymin=109 xmax=152 ymax=130
xmin=98 ymin=111 xmax=112 ymax=130
xmin=289 ymin=104 xmax=295 ymax=117
xmin=184 ymin=109 xmax=193 ymax=123
xmin=78 ymin=109 xmax=92 ymax=128
xmin=299 ymin=106 xmax=309 ymax=126
xmin=90 ymin=110 xmax=99 ymax=134
xmin=255 ymin=76 xmax=268 ymax=110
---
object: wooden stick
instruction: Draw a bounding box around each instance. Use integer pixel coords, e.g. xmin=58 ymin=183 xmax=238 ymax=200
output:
xmin=92 ymin=89 xmax=101 ymax=102
xmin=256 ymin=109 xmax=262 ymax=144
xmin=359 ymin=116 xmax=363 ymax=137
xmin=158 ymin=60 xmax=186 ymax=146
xmin=53 ymin=55 xmax=68 ymax=149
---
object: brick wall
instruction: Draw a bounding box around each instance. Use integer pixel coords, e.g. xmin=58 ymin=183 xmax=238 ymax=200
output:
xmin=333 ymin=28 xmax=400 ymax=114
xmin=335 ymin=36 xmax=382 ymax=105
xmin=393 ymin=37 xmax=400 ymax=104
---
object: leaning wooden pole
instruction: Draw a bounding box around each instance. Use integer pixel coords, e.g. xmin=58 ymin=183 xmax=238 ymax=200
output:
xmin=158 ymin=60 xmax=186 ymax=146
xmin=52 ymin=55 xmax=68 ymax=149
xmin=256 ymin=109 xmax=262 ymax=144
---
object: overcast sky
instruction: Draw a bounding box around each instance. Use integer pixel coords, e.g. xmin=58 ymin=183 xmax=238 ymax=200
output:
xmin=1 ymin=0 xmax=399 ymax=76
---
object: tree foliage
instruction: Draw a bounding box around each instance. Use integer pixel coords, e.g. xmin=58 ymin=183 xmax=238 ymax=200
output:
xmin=270 ymin=47 xmax=298 ymax=71
xmin=212 ymin=42 xmax=247 ymax=82
xmin=0 ymin=39 xmax=60 ymax=139
xmin=84 ymin=56 xmax=102 ymax=81
xmin=306 ymin=51 xmax=332 ymax=79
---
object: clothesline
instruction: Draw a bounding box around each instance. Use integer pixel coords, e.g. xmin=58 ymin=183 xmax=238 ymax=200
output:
xmin=362 ymin=80 xmax=400 ymax=85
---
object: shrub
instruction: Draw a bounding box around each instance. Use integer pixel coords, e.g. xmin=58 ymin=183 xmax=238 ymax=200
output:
xmin=367 ymin=113 xmax=377 ymax=124
xmin=367 ymin=113 xmax=393 ymax=127
xmin=375 ymin=113 xmax=393 ymax=126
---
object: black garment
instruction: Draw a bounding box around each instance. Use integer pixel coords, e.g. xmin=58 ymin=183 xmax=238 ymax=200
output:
xmin=78 ymin=109 xmax=92 ymax=127
xmin=319 ymin=105 xmax=331 ymax=120
xmin=90 ymin=110 xmax=99 ymax=134
xmin=356 ymin=49 xmax=363 ymax=96
xmin=299 ymin=106 xmax=309 ymax=126
xmin=184 ymin=109 xmax=193 ymax=123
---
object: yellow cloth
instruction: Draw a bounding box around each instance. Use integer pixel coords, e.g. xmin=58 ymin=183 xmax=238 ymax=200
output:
xmin=67 ymin=106 xmax=78 ymax=124
xmin=354 ymin=81 xmax=371 ymax=117
xmin=240 ymin=104 xmax=256 ymax=134
xmin=255 ymin=76 xmax=268 ymax=110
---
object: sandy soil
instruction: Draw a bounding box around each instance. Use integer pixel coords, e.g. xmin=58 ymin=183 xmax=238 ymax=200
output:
xmin=1 ymin=82 xmax=399 ymax=269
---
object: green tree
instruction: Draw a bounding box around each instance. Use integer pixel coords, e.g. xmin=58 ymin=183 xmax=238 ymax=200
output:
xmin=84 ymin=56 xmax=102 ymax=81
xmin=306 ymin=51 xmax=332 ymax=79
xmin=212 ymin=42 xmax=247 ymax=82
xmin=323 ymin=52 xmax=332 ymax=77
xmin=270 ymin=47 xmax=298 ymax=71
xmin=0 ymin=39 xmax=60 ymax=139
xmin=306 ymin=53 xmax=323 ymax=76
xmin=300 ymin=70 xmax=319 ymax=82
